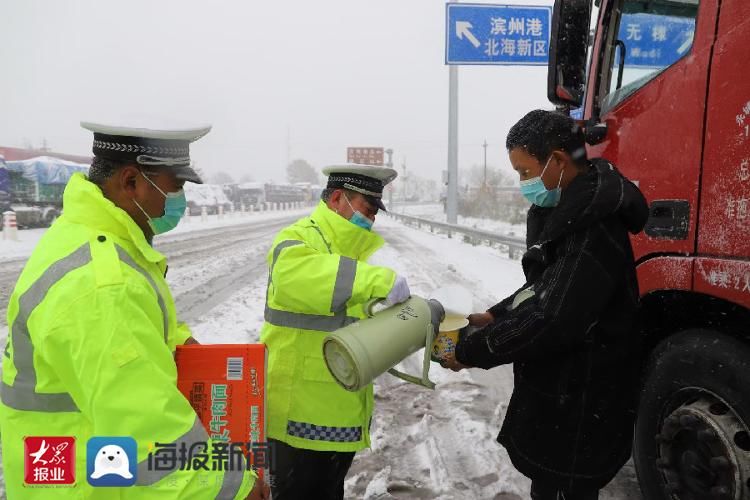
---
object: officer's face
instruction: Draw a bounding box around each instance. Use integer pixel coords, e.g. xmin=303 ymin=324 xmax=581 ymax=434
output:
xmin=141 ymin=170 xmax=185 ymax=196
xmin=137 ymin=170 xmax=184 ymax=215
xmin=334 ymin=190 xmax=378 ymax=222
xmin=129 ymin=169 xmax=184 ymax=237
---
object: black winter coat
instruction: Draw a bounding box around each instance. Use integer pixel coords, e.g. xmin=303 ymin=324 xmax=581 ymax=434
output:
xmin=455 ymin=159 xmax=649 ymax=489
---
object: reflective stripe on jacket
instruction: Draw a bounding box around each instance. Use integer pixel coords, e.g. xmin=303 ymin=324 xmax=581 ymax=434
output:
xmin=0 ymin=173 xmax=255 ymax=499
xmin=261 ymin=201 xmax=396 ymax=452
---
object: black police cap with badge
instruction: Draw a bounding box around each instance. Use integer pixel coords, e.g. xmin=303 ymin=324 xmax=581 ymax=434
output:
xmin=322 ymin=163 xmax=398 ymax=211
xmin=80 ymin=121 xmax=211 ymax=184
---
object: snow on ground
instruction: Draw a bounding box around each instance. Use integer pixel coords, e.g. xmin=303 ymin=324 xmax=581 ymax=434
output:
xmin=0 ymin=228 xmax=46 ymax=260
xmin=158 ymin=205 xmax=310 ymax=239
xmin=393 ymin=203 xmax=527 ymax=240
xmin=186 ymin=273 xmax=269 ymax=344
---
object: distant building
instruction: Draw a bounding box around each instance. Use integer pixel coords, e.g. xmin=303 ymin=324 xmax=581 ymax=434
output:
xmin=0 ymin=146 xmax=92 ymax=165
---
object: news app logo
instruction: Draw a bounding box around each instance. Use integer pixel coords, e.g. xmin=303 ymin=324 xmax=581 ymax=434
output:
xmin=24 ymin=436 xmax=75 ymax=486
xmin=86 ymin=436 xmax=137 ymax=487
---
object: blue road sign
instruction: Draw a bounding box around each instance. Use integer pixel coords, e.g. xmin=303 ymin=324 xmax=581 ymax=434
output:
xmin=445 ymin=3 xmax=552 ymax=66
xmin=616 ymin=13 xmax=696 ymax=69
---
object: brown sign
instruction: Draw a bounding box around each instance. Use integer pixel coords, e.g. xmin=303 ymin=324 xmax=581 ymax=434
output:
xmin=347 ymin=147 xmax=384 ymax=166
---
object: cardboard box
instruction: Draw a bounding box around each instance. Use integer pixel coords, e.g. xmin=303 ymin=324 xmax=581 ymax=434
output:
xmin=176 ymin=344 xmax=268 ymax=479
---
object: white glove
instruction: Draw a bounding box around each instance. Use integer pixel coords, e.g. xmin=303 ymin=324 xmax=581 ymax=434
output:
xmin=384 ymin=275 xmax=411 ymax=306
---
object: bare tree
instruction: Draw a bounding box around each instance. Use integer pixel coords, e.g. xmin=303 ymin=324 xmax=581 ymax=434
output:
xmin=464 ymin=164 xmax=513 ymax=188
xmin=210 ymin=171 xmax=236 ymax=185
xmin=191 ymin=162 xmax=206 ymax=183
xmin=286 ymin=159 xmax=319 ymax=185
xmin=458 ymin=164 xmax=528 ymax=222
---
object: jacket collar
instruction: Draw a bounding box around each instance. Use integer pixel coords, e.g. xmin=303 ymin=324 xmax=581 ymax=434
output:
xmin=309 ymin=201 xmax=384 ymax=260
xmin=531 ymin=159 xmax=648 ymax=247
xmin=61 ymin=173 xmax=166 ymax=265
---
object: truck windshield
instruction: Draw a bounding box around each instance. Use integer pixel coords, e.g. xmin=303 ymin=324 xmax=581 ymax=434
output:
xmin=599 ymin=0 xmax=699 ymax=113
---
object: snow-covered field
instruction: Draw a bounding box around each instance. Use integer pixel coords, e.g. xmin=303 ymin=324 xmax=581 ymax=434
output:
xmin=0 ymin=206 xmax=641 ymax=499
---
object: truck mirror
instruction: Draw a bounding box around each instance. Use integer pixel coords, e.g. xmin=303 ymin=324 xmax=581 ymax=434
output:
xmin=547 ymin=0 xmax=592 ymax=108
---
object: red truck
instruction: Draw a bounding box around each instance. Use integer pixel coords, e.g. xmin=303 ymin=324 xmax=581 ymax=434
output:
xmin=548 ymin=0 xmax=750 ymax=497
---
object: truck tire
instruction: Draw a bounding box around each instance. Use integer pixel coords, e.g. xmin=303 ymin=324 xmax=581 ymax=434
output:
xmin=43 ymin=209 xmax=59 ymax=227
xmin=634 ymin=329 xmax=750 ymax=500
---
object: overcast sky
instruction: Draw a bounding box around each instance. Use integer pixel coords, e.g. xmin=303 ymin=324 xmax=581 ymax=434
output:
xmin=0 ymin=0 xmax=553 ymax=184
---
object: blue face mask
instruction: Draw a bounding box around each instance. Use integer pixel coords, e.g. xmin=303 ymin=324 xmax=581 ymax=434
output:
xmin=344 ymin=194 xmax=374 ymax=231
xmin=134 ymin=172 xmax=187 ymax=235
xmin=519 ymin=155 xmax=564 ymax=208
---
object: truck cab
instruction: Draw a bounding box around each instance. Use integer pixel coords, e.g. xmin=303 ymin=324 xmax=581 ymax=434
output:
xmin=549 ymin=0 xmax=750 ymax=497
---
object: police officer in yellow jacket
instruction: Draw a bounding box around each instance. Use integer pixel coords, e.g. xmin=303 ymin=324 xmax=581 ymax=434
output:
xmin=0 ymin=122 xmax=268 ymax=499
xmin=262 ymin=163 xmax=411 ymax=499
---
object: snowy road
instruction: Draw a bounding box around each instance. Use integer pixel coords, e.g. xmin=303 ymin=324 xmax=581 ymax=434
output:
xmin=0 ymin=210 xmax=643 ymax=499
xmin=0 ymin=259 xmax=25 ymax=324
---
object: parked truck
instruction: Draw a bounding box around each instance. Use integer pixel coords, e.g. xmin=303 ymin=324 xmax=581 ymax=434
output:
xmin=184 ymin=182 xmax=233 ymax=216
xmin=1 ymin=156 xmax=88 ymax=228
xmin=0 ymin=155 xmax=11 ymax=215
xmin=548 ymin=0 xmax=750 ymax=497
xmin=223 ymin=182 xmax=266 ymax=209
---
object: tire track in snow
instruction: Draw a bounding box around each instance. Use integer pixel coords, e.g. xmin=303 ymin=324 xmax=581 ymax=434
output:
xmin=158 ymin=216 xmax=299 ymax=322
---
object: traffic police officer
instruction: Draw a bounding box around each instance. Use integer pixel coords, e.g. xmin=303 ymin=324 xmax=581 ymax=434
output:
xmin=0 ymin=121 xmax=268 ymax=499
xmin=262 ymin=164 xmax=411 ymax=499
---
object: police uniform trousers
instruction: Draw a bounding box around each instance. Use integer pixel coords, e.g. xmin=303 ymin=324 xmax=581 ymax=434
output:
xmin=269 ymin=438 xmax=355 ymax=500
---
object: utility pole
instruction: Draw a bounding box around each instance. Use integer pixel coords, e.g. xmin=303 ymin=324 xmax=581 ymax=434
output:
xmin=482 ymin=139 xmax=488 ymax=187
xmin=402 ymin=159 xmax=407 ymax=201
xmin=385 ymin=148 xmax=394 ymax=207
xmin=286 ymin=125 xmax=291 ymax=167
xmin=446 ymin=64 xmax=459 ymax=223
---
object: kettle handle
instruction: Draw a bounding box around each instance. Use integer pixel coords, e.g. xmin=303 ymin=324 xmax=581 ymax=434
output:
xmin=363 ymin=298 xmax=390 ymax=317
xmin=386 ymin=323 xmax=436 ymax=390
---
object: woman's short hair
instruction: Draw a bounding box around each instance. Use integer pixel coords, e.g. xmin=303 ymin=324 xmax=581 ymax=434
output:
xmin=506 ymin=109 xmax=588 ymax=167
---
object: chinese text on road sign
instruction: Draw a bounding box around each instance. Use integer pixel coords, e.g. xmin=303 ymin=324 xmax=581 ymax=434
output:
xmin=445 ymin=3 xmax=552 ymax=65
xmin=617 ymin=13 xmax=696 ymax=69
xmin=347 ymin=147 xmax=384 ymax=166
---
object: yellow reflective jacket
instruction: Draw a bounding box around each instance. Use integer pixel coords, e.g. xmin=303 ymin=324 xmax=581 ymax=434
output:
xmin=260 ymin=201 xmax=396 ymax=453
xmin=0 ymin=174 xmax=255 ymax=499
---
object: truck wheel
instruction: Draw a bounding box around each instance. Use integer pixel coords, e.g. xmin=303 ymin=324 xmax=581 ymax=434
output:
xmin=634 ymin=330 xmax=750 ymax=500
xmin=43 ymin=209 xmax=59 ymax=226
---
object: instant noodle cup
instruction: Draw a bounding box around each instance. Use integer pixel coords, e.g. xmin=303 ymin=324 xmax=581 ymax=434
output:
xmin=431 ymin=315 xmax=469 ymax=362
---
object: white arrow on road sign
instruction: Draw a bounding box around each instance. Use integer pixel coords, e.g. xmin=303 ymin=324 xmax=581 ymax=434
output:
xmin=456 ymin=21 xmax=480 ymax=48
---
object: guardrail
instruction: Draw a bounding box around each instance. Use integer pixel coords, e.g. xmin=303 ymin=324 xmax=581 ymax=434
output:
xmin=387 ymin=212 xmax=526 ymax=259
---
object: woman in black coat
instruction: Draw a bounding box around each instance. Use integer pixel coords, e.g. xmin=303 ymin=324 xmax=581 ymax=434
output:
xmin=442 ymin=110 xmax=649 ymax=499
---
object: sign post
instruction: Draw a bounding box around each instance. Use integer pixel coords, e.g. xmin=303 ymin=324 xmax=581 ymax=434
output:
xmin=444 ymin=3 xmax=552 ymax=224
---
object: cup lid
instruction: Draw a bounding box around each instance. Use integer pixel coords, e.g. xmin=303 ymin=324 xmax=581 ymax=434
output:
xmin=439 ymin=315 xmax=469 ymax=332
